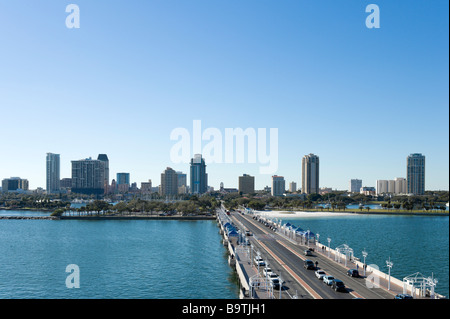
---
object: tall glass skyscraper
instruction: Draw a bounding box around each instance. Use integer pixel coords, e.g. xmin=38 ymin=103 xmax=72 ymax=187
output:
xmin=302 ymin=153 xmax=320 ymax=194
xmin=97 ymin=154 xmax=109 ymax=188
xmin=407 ymin=153 xmax=425 ymax=195
xmin=116 ymin=173 xmax=130 ymax=186
xmin=46 ymin=153 xmax=60 ymax=194
xmin=190 ymin=154 xmax=207 ymax=195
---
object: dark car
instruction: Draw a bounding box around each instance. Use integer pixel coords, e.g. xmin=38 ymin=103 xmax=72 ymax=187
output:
xmin=304 ymin=260 xmax=315 ymax=270
xmin=331 ymin=279 xmax=346 ymax=292
xmin=347 ymin=269 xmax=359 ymax=277
xmin=394 ymin=294 xmax=413 ymax=299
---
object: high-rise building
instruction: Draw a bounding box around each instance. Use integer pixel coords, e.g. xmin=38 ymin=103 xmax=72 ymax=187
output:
xmin=116 ymin=173 xmax=130 ymax=186
xmin=161 ymin=167 xmax=178 ymax=196
xmin=46 ymin=153 xmax=61 ymax=194
xmin=60 ymin=178 xmax=72 ymax=189
xmin=190 ymin=154 xmax=208 ymax=195
xmin=176 ymin=171 xmax=188 ymax=194
xmin=239 ymin=174 xmax=255 ymax=194
xmin=394 ymin=177 xmax=407 ymax=194
xmin=271 ymin=175 xmax=285 ymax=196
xmin=407 ymin=153 xmax=425 ymax=195
xmin=97 ymin=154 xmax=109 ymax=189
xmin=141 ymin=180 xmax=152 ymax=194
xmin=376 ymin=180 xmax=389 ymax=195
xmin=349 ymin=179 xmax=362 ymax=193
xmin=71 ymin=158 xmax=105 ymax=195
xmin=1 ymin=177 xmax=29 ymax=193
xmin=376 ymin=178 xmax=408 ymax=195
xmin=302 ymin=154 xmax=320 ymax=194
xmin=289 ymin=182 xmax=297 ymax=193
xmin=176 ymin=171 xmax=187 ymax=188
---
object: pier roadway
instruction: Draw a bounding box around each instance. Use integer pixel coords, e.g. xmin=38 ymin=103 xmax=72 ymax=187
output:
xmin=231 ymin=212 xmax=396 ymax=300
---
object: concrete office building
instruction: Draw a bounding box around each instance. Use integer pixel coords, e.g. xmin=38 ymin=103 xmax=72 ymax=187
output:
xmin=71 ymin=158 xmax=106 ymax=195
xmin=289 ymin=182 xmax=297 ymax=193
xmin=141 ymin=180 xmax=152 ymax=194
xmin=2 ymin=177 xmax=29 ymax=193
xmin=271 ymin=175 xmax=285 ymax=196
xmin=376 ymin=178 xmax=408 ymax=195
xmin=161 ymin=167 xmax=178 ymax=196
xmin=239 ymin=174 xmax=255 ymax=194
xmin=349 ymin=179 xmax=362 ymax=193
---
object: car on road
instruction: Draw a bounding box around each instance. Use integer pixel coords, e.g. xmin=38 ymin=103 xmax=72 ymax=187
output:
xmin=304 ymin=260 xmax=315 ymax=270
xmin=347 ymin=269 xmax=360 ymax=277
xmin=331 ymin=279 xmax=346 ymax=292
xmin=394 ymin=294 xmax=413 ymax=299
xmin=263 ymin=267 xmax=273 ymax=277
xmin=315 ymin=270 xmax=326 ymax=280
xmin=323 ymin=275 xmax=335 ymax=285
xmin=269 ymin=276 xmax=281 ymax=290
xmin=254 ymin=256 xmax=265 ymax=267
xmin=304 ymin=250 xmax=313 ymax=256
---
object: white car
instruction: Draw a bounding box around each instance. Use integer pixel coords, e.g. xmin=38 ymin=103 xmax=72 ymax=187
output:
xmin=315 ymin=270 xmax=326 ymax=280
xmin=254 ymin=256 xmax=265 ymax=267
xmin=323 ymin=275 xmax=335 ymax=285
xmin=263 ymin=267 xmax=273 ymax=277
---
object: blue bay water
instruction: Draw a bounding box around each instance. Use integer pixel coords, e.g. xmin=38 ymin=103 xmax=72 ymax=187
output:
xmin=0 ymin=215 xmax=239 ymax=299
xmin=277 ymin=213 xmax=449 ymax=297
xmin=1 ymin=210 xmax=448 ymax=298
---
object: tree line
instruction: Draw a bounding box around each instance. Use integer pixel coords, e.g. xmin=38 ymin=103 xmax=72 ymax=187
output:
xmin=52 ymin=196 xmax=220 ymax=217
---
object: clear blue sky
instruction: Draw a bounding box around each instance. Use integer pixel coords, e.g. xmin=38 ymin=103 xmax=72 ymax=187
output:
xmin=0 ymin=0 xmax=448 ymax=191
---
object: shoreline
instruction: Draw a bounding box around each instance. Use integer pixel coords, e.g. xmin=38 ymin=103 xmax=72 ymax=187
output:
xmin=58 ymin=215 xmax=217 ymax=220
xmin=255 ymin=210 xmax=449 ymax=218
xmin=0 ymin=215 xmax=216 ymax=221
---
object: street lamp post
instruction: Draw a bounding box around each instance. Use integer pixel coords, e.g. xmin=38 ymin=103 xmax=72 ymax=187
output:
xmin=327 ymin=238 xmax=331 ymax=258
xmin=362 ymin=249 xmax=368 ymax=276
xmin=386 ymin=257 xmax=394 ymax=290
xmin=317 ymin=233 xmax=320 ymax=249
xmin=279 ymin=276 xmax=283 ymax=300
xmin=307 ymin=230 xmax=310 ymax=246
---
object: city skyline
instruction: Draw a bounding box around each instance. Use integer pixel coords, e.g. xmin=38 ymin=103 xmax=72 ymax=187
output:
xmin=0 ymin=151 xmax=445 ymax=194
xmin=0 ymin=1 xmax=448 ymax=191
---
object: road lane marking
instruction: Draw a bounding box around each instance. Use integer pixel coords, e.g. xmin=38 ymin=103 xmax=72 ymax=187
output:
xmin=257 ymin=240 xmax=323 ymax=299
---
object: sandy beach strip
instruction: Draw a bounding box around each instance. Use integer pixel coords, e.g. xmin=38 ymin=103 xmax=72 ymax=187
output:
xmin=254 ymin=210 xmax=355 ymax=218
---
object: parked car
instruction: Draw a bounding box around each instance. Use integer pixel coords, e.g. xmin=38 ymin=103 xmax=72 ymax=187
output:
xmin=331 ymin=279 xmax=346 ymax=292
xmin=269 ymin=276 xmax=281 ymax=290
xmin=315 ymin=270 xmax=326 ymax=280
xmin=323 ymin=275 xmax=335 ymax=285
xmin=347 ymin=269 xmax=360 ymax=278
xmin=263 ymin=267 xmax=273 ymax=277
xmin=254 ymin=256 xmax=265 ymax=267
xmin=304 ymin=250 xmax=313 ymax=256
xmin=304 ymin=260 xmax=315 ymax=270
xmin=394 ymin=294 xmax=413 ymax=299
